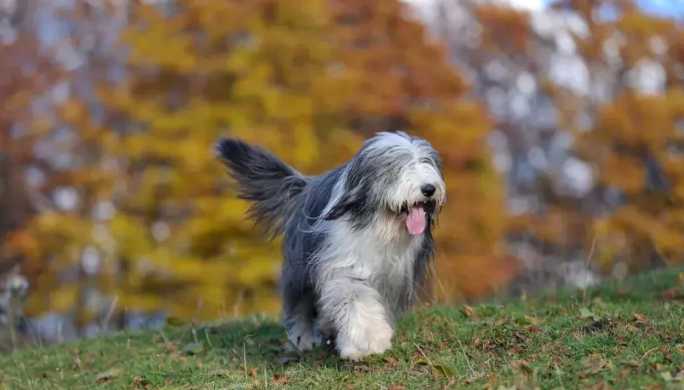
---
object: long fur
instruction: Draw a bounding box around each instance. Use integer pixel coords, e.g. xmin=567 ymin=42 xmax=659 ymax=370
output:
xmin=217 ymin=132 xmax=446 ymax=360
xmin=216 ymin=138 xmax=309 ymax=238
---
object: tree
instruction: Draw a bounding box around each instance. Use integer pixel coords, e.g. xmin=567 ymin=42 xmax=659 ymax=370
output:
xmin=0 ymin=0 xmax=64 ymax=284
xmin=429 ymin=0 xmax=602 ymax=292
xmin=4 ymin=0 xmax=508 ymax=330
xmin=101 ymin=0 xmax=507 ymax=313
xmin=543 ymin=0 xmax=684 ymax=272
xmin=430 ymin=0 xmax=684 ymax=291
xmin=0 ymin=0 xmax=512 ymax=339
xmin=1 ymin=0 xmax=138 ymax=335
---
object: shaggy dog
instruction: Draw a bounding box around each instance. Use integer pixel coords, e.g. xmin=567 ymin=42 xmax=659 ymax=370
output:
xmin=217 ymin=132 xmax=446 ymax=360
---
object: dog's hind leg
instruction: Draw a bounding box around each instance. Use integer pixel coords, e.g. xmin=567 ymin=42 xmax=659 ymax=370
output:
xmin=313 ymin=315 xmax=335 ymax=350
xmin=318 ymin=274 xmax=393 ymax=361
xmin=282 ymin=293 xmax=320 ymax=351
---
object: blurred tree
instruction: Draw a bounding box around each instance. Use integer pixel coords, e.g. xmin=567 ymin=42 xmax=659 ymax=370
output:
xmin=531 ymin=0 xmax=684 ymax=273
xmin=580 ymin=91 xmax=684 ymax=271
xmin=567 ymin=4 xmax=684 ymax=272
xmin=430 ymin=0 xmax=684 ymax=292
xmin=0 ymin=0 xmax=63 ymax=281
xmin=431 ymin=0 xmax=599 ymax=292
xmin=6 ymin=0 xmax=507 ymax=330
xmin=100 ymin=0 xmax=507 ymax=312
xmin=0 ymin=0 xmax=132 ymax=336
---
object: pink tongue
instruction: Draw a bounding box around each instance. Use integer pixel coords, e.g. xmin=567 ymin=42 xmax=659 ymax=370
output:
xmin=406 ymin=206 xmax=426 ymax=235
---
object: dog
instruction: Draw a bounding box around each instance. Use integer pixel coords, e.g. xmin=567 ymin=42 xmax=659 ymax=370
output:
xmin=217 ymin=131 xmax=446 ymax=360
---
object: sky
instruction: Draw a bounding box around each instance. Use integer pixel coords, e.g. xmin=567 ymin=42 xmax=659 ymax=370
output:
xmin=542 ymin=0 xmax=684 ymax=17
xmin=404 ymin=0 xmax=684 ymax=17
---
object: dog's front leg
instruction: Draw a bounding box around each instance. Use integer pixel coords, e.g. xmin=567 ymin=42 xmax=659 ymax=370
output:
xmin=319 ymin=275 xmax=393 ymax=360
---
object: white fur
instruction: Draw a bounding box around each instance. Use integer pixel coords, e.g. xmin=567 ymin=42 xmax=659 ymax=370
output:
xmin=365 ymin=133 xmax=446 ymax=212
xmin=305 ymin=133 xmax=444 ymax=359
xmin=313 ymin=217 xmax=423 ymax=359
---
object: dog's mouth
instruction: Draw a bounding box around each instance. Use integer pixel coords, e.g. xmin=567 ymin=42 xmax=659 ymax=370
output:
xmin=400 ymin=200 xmax=436 ymax=236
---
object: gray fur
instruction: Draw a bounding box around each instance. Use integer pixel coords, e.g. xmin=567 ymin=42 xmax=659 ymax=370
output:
xmin=216 ymin=138 xmax=309 ymax=238
xmin=217 ymin=132 xmax=445 ymax=360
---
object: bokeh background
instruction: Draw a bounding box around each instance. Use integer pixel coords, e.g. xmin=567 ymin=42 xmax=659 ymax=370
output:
xmin=1 ymin=0 xmax=684 ymax=348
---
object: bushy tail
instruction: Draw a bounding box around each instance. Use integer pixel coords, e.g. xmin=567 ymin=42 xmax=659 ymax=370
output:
xmin=216 ymin=138 xmax=309 ymax=238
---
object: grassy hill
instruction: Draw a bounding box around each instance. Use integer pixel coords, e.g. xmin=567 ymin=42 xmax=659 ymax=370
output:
xmin=2 ymin=268 xmax=684 ymax=390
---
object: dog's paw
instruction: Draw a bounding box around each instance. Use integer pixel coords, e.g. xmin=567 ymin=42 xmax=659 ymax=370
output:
xmin=338 ymin=337 xmax=392 ymax=361
xmin=336 ymin=321 xmax=393 ymax=361
xmin=285 ymin=327 xmax=322 ymax=352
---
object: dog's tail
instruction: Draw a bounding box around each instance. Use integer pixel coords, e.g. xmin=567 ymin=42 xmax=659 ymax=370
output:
xmin=216 ymin=138 xmax=309 ymax=238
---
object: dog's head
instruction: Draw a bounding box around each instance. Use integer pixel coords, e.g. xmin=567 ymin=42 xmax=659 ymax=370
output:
xmin=325 ymin=132 xmax=446 ymax=235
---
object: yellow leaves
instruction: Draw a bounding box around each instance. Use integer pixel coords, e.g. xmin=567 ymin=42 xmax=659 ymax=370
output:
xmin=592 ymin=217 xmax=625 ymax=264
xmin=9 ymin=0 xmax=509 ymax=321
xmin=4 ymin=90 xmax=32 ymax=112
xmin=618 ymin=11 xmax=676 ymax=41
xmin=30 ymin=116 xmax=54 ymax=137
xmin=666 ymin=87 xmax=684 ymax=117
xmin=123 ymin=7 xmax=198 ymax=72
xmin=580 ymin=87 xmax=684 ymax=265
xmin=50 ymin=284 xmax=80 ymax=313
xmin=476 ymin=5 xmax=532 ymax=54
xmin=109 ymin=214 xmax=152 ymax=257
xmin=231 ymin=62 xmax=273 ymax=95
xmin=176 ymin=138 xmax=217 ymax=174
xmin=193 ymin=198 xmax=252 ymax=225
xmin=653 ymin=229 xmax=684 ymax=258
xmin=117 ymin=293 xmax=162 ymax=313
xmin=413 ymin=103 xmax=487 ymax=147
xmin=314 ymin=129 xmax=364 ymax=171
xmin=34 ymin=212 xmax=90 ymax=242
xmin=291 ymin=124 xmax=319 ymax=168
xmin=60 ymin=99 xmax=87 ymax=123
xmin=436 ymin=254 xmax=518 ymax=302
xmin=599 ymin=154 xmax=645 ymax=194
xmin=673 ymin=184 xmax=684 ymax=203
xmin=2 ymin=230 xmax=41 ymax=261
xmin=435 ymin=170 xmax=504 ymax=253
xmin=590 ymin=94 xmax=674 ymax=152
xmin=610 ymin=207 xmax=658 ymax=237
xmin=196 ymin=2 xmax=249 ymax=39
xmin=127 ymin=35 xmax=197 ymax=72
xmin=596 ymin=205 xmax=684 ymax=263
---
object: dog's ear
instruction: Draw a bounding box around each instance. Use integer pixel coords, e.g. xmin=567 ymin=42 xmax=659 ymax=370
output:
xmin=323 ymin=185 xmax=366 ymax=221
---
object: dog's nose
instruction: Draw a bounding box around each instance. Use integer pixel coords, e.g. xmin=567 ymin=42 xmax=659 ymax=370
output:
xmin=421 ymin=184 xmax=436 ymax=198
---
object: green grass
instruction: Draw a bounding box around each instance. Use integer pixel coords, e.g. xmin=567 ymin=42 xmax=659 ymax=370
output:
xmin=2 ymin=268 xmax=684 ymax=390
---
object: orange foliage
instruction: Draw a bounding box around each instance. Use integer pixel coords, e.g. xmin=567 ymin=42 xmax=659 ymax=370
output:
xmin=562 ymin=1 xmax=684 ymax=270
xmin=476 ymin=5 xmax=532 ymax=54
xmin=580 ymin=91 xmax=684 ymax=269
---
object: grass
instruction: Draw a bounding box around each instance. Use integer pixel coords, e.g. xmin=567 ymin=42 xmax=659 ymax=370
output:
xmin=2 ymin=268 xmax=684 ymax=390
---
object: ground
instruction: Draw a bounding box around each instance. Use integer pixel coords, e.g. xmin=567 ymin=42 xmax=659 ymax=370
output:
xmin=1 ymin=268 xmax=684 ymax=390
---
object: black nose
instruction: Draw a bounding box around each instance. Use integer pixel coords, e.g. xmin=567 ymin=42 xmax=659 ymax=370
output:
xmin=421 ymin=184 xmax=436 ymax=198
